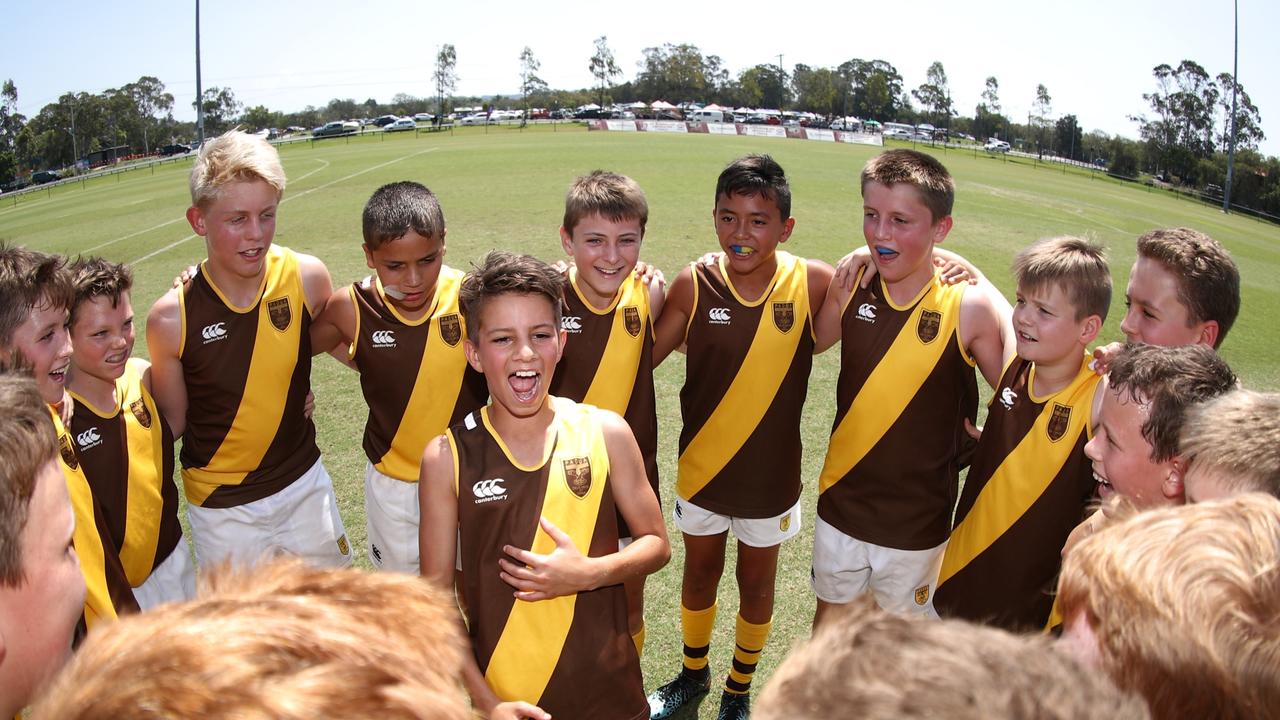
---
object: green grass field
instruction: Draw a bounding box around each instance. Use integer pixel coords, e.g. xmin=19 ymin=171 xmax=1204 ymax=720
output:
xmin=3 ymin=124 xmax=1278 ymax=717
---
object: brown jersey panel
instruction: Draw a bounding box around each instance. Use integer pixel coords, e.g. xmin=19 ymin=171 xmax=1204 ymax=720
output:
xmin=933 ymin=434 xmax=1092 ymax=630
xmin=353 ymin=281 xmax=432 ymax=466
xmin=70 ymin=407 xmax=129 ymax=554
xmin=831 ymin=281 xmax=915 ymax=429
xmin=817 ymin=338 xmax=977 ymax=550
xmin=179 ymin=268 xmax=256 ymax=467
xmin=551 ymin=283 xmax=614 ymax=401
xmin=953 ymin=358 xmax=1039 ymax=524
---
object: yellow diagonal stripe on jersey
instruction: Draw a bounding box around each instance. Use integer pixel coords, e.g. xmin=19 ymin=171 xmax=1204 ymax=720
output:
xmin=120 ymin=364 xmax=164 ymax=586
xmin=937 ymin=406 xmax=1084 ymax=586
xmin=485 ymin=410 xmax=610 ymax=704
xmin=581 ymin=302 xmax=643 ymax=416
xmin=52 ymin=408 xmax=118 ymax=628
xmin=378 ymin=273 xmax=468 ymax=480
xmin=678 ymin=269 xmax=808 ymax=501
xmin=183 ymin=295 xmax=301 ymax=505
xmin=818 ymin=295 xmax=955 ymax=494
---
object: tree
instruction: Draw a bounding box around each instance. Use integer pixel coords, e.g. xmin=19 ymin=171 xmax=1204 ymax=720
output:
xmin=911 ymin=61 xmax=953 ymax=127
xmin=792 ymin=65 xmax=839 ymax=116
xmin=634 ymin=44 xmax=716 ymax=103
xmin=1133 ymin=61 xmax=1217 ymax=179
xmin=123 ymin=76 xmax=173 ymax=154
xmin=240 ymin=105 xmax=281 ymax=131
xmin=862 ymin=72 xmax=893 ymax=122
xmin=836 ymin=59 xmax=904 ymax=120
xmin=1214 ymin=72 xmax=1264 ymax=152
xmin=1053 ymin=114 xmax=1082 ymax=160
xmin=738 ymin=64 xmax=789 ymax=109
xmin=1030 ymin=83 xmax=1053 ymax=153
xmin=0 ymin=80 xmax=25 ymax=181
xmin=196 ymin=87 xmax=241 ymax=135
xmin=434 ymin=44 xmax=458 ymax=116
xmin=589 ymin=36 xmax=621 ymax=107
xmin=518 ymin=47 xmax=547 ymax=114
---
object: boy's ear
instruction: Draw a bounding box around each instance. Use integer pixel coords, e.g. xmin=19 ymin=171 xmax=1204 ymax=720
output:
xmin=462 ymin=338 xmax=483 ymax=373
xmin=559 ymin=227 xmax=575 ymax=256
xmin=779 ymin=217 xmax=796 ymax=244
xmin=185 ymin=206 xmax=207 ymax=236
xmin=362 ymin=244 xmax=375 ymax=270
xmin=1079 ymin=314 xmax=1103 ymax=345
xmin=931 ymin=215 xmax=954 ymax=244
xmin=1196 ymin=320 xmax=1220 ymax=349
xmin=1164 ymin=456 xmax=1188 ymax=503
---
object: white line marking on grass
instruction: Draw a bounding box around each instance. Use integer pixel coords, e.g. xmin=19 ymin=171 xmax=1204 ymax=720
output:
xmin=129 ymin=152 xmax=429 ymax=265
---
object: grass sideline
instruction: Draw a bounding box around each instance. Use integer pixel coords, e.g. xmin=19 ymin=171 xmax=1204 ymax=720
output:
xmin=3 ymin=124 xmax=1278 ymax=717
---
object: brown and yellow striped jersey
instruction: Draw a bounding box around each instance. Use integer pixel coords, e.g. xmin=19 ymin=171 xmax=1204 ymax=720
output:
xmin=934 ymin=354 xmax=1099 ymax=630
xmin=677 ymin=251 xmax=814 ymax=518
xmin=818 ymin=273 xmax=978 ymax=550
xmin=550 ymin=268 xmax=658 ymax=532
xmin=70 ymin=358 xmax=182 ymax=588
xmin=51 ymin=405 xmax=139 ymax=631
xmin=178 ymin=245 xmax=320 ymax=508
xmin=450 ymin=400 xmax=646 ymax=719
xmin=350 ymin=269 xmax=486 ymax=481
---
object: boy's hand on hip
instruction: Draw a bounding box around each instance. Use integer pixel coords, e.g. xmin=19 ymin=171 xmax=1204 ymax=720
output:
xmin=499 ymin=517 xmax=598 ymax=600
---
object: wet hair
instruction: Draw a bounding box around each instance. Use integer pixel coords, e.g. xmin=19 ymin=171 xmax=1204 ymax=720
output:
xmin=715 ymin=154 xmax=791 ymax=219
xmin=458 ymin=250 xmax=563 ymax=339
xmin=68 ymin=257 xmax=133 ymax=326
xmin=362 ymin=181 xmax=446 ymax=250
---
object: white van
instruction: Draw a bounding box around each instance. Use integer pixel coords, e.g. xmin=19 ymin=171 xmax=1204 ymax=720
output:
xmin=689 ymin=109 xmax=727 ymax=123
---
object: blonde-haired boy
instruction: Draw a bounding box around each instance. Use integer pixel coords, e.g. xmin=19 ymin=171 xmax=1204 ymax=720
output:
xmin=1057 ymin=493 xmax=1280 ymax=719
xmin=33 ymin=560 xmax=471 ymax=720
xmin=811 ymin=149 xmax=1011 ymax=624
xmin=933 ymin=236 xmax=1109 ymax=630
xmin=1179 ymin=389 xmax=1280 ymax=502
xmin=147 ymin=129 xmax=351 ymax=568
xmin=550 ymin=169 xmax=664 ymax=652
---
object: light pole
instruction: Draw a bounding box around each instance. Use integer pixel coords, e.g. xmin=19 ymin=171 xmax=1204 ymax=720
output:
xmin=1223 ymin=0 xmax=1238 ymax=213
xmin=195 ymin=0 xmax=204 ymax=145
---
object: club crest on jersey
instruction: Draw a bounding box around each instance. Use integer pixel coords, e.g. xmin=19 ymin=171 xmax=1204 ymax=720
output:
xmin=267 ymin=297 xmax=291 ymax=332
xmin=773 ymin=301 xmax=795 ymax=333
xmin=623 ymin=306 xmax=642 ymax=338
xmin=129 ymin=399 xmax=153 ymax=429
xmin=1047 ymin=403 xmax=1072 ymax=442
xmin=914 ymin=584 xmax=930 ymax=606
xmin=336 ymin=534 xmax=350 ymax=556
xmin=439 ymin=313 xmax=462 ymax=347
xmin=916 ymin=309 xmax=942 ymax=344
xmin=59 ymin=432 xmax=79 ymax=470
xmin=563 ymin=456 xmax=592 ymax=498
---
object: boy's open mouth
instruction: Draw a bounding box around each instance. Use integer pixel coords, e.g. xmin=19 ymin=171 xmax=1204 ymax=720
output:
xmin=729 ymin=245 xmax=755 ymax=257
xmin=509 ymin=369 xmax=539 ymax=403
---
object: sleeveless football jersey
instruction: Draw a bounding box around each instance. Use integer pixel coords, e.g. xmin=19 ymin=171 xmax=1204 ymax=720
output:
xmin=70 ymin=358 xmax=182 ymax=587
xmin=452 ymin=400 xmax=646 ymax=719
xmin=178 ymin=245 xmax=320 ymax=508
xmin=677 ymin=251 xmax=813 ymax=518
xmin=934 ymin=354 xmax=1099 ymax=630
xmin=51 ymin=406 xmax=138 ymax=629
xmin=551 ymin=269 xmax=659 ymax=524
xmin=351 ymin=269 xmax=486 ymax=481
xmin=818 ymin=272 xmax=978 ymax=550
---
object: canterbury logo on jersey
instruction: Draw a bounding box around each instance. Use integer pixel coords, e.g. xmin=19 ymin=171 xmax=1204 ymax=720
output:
xmin=856 ymin=303 xmax=877 ymax=323
xmin=472 ymin=478 xmax=508 ymax=504
xmin=562 ymin=316 xmax=583 ymax=332
xmin=201 ymin=322 xmax=228 ymax=343
xmin=999 ymin=387 xmax=1018 ymax=410
xmin=76 ymin=427 xmax=102 ymax=450
xmin=708 ymin=307 xmax=731 ymax=324
xmin=371 ymin=330 xmax=396 ymax=348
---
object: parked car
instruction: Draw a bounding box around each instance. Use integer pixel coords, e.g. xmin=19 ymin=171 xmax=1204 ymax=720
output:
xmin=312 ymin=121 xmax=358 ymax=138
xmin=384 ymin=118 xmax=417 ymax=132
xmin=372 ymin=115 xmax=399 ymax=127
xmin=413 ymin=112 xmax=434 ymax=122
xmin=157 ymin=143 xmax=191 ymax=156
xmin=458 ymin=113 xmax=489 ymax=126
xmin=883 ymin=128 xmax=912 ymax=140
xmin=31 ymin=170 xmax=60 ymax=184
xmin=984 ymin=138 xmax=1011 ymax=152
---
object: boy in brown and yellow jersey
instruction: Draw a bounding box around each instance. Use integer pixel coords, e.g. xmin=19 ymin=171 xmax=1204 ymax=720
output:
xmin=933 ymin=237 xmax=1110 ymax=631
xmin=67 ymin=257 xmax=195 ymax=609
xmin=147 ymin=130 xmax=351 ymax=569
xmin=811 ymin=149 xmax=1012 ymax=625
xmin=0 ymin=244 xmax=138 ymax=632
xmin=311 ymin=181 xmax=486 ymax=573
xmin=650 ymin=155 xmax=834 ymax=720
xmin=418 ymin=251 xmax=668 ymax=720
xmin=549 ymin=170 xmax=664 ymax=653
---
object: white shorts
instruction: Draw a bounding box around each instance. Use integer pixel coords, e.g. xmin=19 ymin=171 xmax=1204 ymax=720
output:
xmin=811 ymin=515 xmax=945 ymax=614
xmin=673 ymin=497 xmax=801 ymax=548
xmin=133 ymin=534 xmax=197 ymax=610
xmin=186 ymin=458 xmax=352 ymax=569
xmin=364 ymin=462 xmax=421 ymax=574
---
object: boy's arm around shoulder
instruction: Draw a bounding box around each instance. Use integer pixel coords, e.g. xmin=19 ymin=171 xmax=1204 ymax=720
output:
xmin=497 ymin=410 xmax=670 ymax=601
xmin=297 ymin=252 xmax=335 ymax=320
xmin=960 ymin=278 xmax=1015 ymax=388
xmin=310 ymin=284 xmax=357 ymax=366
xmin=652 ymin=265 xmax=696 ymax=366
xmin=146 ymin=287 xmax=187 ymax=439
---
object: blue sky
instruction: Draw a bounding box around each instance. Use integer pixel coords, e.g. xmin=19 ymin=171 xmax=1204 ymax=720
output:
xmin=5 ymin=0 xmax=1277 ymax=155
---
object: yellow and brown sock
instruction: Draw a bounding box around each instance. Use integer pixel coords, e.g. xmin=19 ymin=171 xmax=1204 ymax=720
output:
xmin=680 ymin=602 xmax=717 ymax=677
xmin=725 ymin=614 xmax=772 ymax=695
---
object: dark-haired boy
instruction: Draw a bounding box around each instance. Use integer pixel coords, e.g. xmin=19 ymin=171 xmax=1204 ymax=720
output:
xmin=811 ymin=149 xmax=1011 ymax=625
xmin=66 ymin=257 xmax=195 ymax=609
xmin=419 ymin=251 xmax=668 ymax=720
xmin=933 ymin=237 xmax=1109 ymax=630
xmin=1120 ymin=227 xmax=1239 ymax=349
xmin=311 ymin=180 xmax=486 ymax=573
xmin=650 ymin=154 xmax=834 ymax=720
